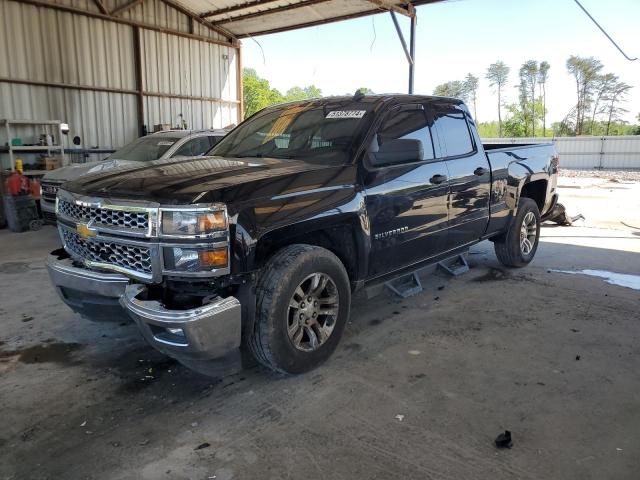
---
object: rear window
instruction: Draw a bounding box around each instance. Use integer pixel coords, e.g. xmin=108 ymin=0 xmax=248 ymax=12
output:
xmin=109 ymin=136 xmax=180 ymax=161
xmin=433 ymin=106 xmax=474 ymax=157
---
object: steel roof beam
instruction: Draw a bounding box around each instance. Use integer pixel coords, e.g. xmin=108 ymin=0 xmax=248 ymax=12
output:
xmin=366 ymin=0 xmax=414 ymax=17
xmin=92 ymin=0 xmax=109 ymax=15
xmin=158 ymin=0 xmax=238 ymax=42
xmin=111 ymin=0 xmax=143 ymax=16
xmin=200 ymin=0 xmax=282 ymax=19
xmin=212 ymin=0 xmax=332 ymax=25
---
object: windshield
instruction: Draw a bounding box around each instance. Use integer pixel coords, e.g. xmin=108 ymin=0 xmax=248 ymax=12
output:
xmin=108 ymin=136 xmax=181 ymax=161
xmin=210 ymin=101 xmax=375 ymax=165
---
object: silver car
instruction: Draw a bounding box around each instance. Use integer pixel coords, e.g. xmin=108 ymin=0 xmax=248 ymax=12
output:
xmin=40 ymin=129 xmax=229 ymax=224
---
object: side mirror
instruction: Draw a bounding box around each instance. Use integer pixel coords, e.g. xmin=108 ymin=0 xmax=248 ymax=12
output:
xmin=371 ymin=138 xmax=423 ymax=167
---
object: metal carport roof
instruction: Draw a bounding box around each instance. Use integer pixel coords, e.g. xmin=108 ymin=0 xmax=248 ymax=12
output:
xmin=176 ymin=0 xmax=445 ymax=39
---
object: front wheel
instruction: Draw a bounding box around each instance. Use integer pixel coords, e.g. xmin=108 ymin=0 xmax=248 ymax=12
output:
xmin=249 ymin=244 xmax=351 ymax=374
xmin=494 ymin=197 xmax=541 ymax=267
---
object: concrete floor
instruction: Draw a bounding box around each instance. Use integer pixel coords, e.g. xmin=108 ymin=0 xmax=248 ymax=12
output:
xmin=1 ymin=177 xmax=639 ymax=480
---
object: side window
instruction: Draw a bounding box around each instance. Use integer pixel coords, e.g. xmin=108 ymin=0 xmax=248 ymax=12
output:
xmin=208 ymin=135 xmax=224 ymax=148
xmin=370 ymin=108 xmax=435 ymax=167
xmin=432 ymin=106 xmax=475 ymax=157
xmin=172 ymin=137 xmax=212 ymax=157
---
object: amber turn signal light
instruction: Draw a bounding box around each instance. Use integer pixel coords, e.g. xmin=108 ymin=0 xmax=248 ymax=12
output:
xmin=198 ymin=211 xmax=226 ymax=232
xmin=198 ymin=248 xmax=228 ymax=268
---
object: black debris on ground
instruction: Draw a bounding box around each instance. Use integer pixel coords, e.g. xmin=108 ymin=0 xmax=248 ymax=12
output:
xmin=495 ymin=431 xmax=513 ymax=449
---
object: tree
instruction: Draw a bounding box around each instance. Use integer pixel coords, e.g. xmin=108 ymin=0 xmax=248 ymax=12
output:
xmin=242 ymin=68 xmax=284 ymax=118
xmin=242 ymin=69 xmax=323 ymax=119
xmin=486 ymin=61 xmax=510 ymax=137
xmin=518 ymin=60 xmax=539 ymax=136
xmin=537 ymin=61 xmax=550 ymax=136
xmin=433 ymin=81 xmax=468 ymax=100
xmin=504 ymin=99 xmax=544 ymax=138
xmin=283 ymin=85 xmax=322 ymax=101
xmin=566 ymin=55 xmax=603 ymax=135
xmin=589 ymin=73 xmax=617 ymax=134
xmin=603 ymin=81 xmax=632 ymax=135
xmin=464 ymin=73 xmax=479 ymax=122
xmin=356 ymin=87 xmax=374 ymax=94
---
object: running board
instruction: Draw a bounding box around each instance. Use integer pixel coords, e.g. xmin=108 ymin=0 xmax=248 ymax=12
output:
xmin=384 ymin=272 xmax=423 ymax=298
xmin=437 ymin=253 xmax=469 ymax=276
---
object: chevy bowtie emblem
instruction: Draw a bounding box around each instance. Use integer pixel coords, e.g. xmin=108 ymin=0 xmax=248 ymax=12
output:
xmin=76 ymin=223 xmax=97 ymax=239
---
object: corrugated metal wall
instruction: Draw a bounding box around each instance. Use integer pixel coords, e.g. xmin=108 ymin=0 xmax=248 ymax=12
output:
xmin=141 ymin=30 xmax=238 ymax=130
xmin=482 ymin=136 xmax=640 ymax=170
xmin=0 ymin=0 xmax=239 ymax=169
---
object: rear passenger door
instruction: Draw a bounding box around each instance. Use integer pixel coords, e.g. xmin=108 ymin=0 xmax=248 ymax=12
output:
xmin=363 ymin=104 xmax=450 ymax=278
xmin=431 ymin=101 xmax=491 ymax=248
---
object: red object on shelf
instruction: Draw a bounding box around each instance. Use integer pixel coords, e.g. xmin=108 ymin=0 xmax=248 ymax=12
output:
xmin=5 ymin=171 xmax=31 ymax=196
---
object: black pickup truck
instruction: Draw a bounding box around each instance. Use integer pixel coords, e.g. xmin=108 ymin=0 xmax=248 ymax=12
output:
xmin=47 ymin=94 xmax=559 ymax=374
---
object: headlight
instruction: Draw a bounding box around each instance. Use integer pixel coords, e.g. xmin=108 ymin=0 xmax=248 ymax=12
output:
xmin=161 ymin=208 xmax=226 ymax=237
xmin=163 ymin=245 xmax=228 ymax=273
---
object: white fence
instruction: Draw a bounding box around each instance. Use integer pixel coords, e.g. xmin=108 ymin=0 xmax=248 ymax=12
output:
xmin=482 ymin=136 xmax=640 ymax=170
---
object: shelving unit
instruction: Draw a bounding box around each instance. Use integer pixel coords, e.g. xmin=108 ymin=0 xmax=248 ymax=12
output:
xmin=1 ymin=119 xmax=66 ymax=172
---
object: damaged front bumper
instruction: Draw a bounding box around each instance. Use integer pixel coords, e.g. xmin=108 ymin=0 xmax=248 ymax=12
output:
xmin=47 ymin=249 xmax=242 ymax=365
xmin=120 ymin=284 xmax=241 ymax=362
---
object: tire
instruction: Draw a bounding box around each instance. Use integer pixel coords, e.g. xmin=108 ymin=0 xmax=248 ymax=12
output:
xmin=249 ymin=244 xmax=351 ymax=374
xmin=494 ymin=198 xmax=541 ymax=267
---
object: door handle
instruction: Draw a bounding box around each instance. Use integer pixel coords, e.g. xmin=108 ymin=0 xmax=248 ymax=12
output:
xmin=430 ymin=174 xmax=448 ymax=185
xmin=474 ymin=167 xmax=488 ymax=176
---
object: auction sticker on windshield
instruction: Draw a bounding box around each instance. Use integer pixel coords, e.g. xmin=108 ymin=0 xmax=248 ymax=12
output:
xmin=326 ymin=110 xmax=367 ymax=119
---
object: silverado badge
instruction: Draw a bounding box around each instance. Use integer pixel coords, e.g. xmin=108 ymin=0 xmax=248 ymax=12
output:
xmin=76 ymin=224 xmax=97 ymax=239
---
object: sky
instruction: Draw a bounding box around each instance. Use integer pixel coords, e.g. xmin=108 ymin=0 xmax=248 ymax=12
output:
xmin=242 ymin=0 xmax=640 ymax=125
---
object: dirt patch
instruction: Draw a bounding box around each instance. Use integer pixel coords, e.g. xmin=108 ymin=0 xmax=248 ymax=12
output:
xmin=106 ymin=346 xmax=216 ymax=397
xmin=0 ymin=340 xmax=83 ymax=365
xmin=0 ymin=262 xmax=30 ymax=274
xmin=473 ymin=268 xmax=509 ymax=282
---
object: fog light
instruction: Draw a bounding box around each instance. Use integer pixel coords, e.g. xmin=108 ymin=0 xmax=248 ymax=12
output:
xmin=166 ymin=327 xmax=184 ymax=336
xmin=198 ymin=249 xmax=228 ymax=268
xmin=165 ymin=246 xmax=228 ymax=273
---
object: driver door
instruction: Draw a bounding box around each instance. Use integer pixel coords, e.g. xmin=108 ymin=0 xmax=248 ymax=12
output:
xmin=363 ymin=104 xmax=450 ymax=278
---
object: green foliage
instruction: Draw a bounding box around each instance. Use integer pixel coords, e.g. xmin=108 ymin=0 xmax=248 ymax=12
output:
xmin=565 ymin=55 xmax=603 ymax=135
xmin=485 ymin=61 xmax=510 ymax=136
xmin=356 ymin=87 xmax=374 ymax=94
xmin=242 ymin=68 xmax=322 ymax=119
xmin=464 ymin=73 xmax=479 ymax=121
xmin=243 ymin=68 xmax=284 ymax=119
xmin=433 ymin=80 xmax=468 ymax=99
xmin=283 ymin=85 xmax=322 ymax=101
xmin=503 ymin=99 xmax=546 ymax=137
xmin=476 ymin=121 xmax=501 ymax=138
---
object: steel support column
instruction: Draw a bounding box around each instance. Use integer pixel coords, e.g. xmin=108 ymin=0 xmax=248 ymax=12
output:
xmin=409 ymin=13 xmax=416 ymax=94
xmin=390 ymin=9 xmax=417 ymax=95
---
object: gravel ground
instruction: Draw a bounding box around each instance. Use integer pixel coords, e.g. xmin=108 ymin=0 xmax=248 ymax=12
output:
xmin=560 ymin=169 xmax=640 ymax=182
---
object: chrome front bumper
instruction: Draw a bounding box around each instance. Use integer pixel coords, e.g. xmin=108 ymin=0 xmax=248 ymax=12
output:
xmin=48 ymin=250 xmax=242 ymax=364
xmin=47 ymin=250 xmax=130 ymax=322
xmin=121 ymin=284 xmax=241 ymax=362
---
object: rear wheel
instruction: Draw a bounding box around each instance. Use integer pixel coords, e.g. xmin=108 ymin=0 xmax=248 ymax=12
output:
xmin=249 ymin=244 xmax=351 ymax=374
xmin=494 ymin=198 xmax=541 ymax=267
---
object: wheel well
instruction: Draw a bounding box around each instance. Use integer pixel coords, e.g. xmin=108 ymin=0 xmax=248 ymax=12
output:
xmin=255 ymin=225 xmax=359 ymax=282
xmin=520 ymin=180 xmax=547 ymax=212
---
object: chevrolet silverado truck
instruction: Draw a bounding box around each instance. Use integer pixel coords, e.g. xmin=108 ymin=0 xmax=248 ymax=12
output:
xmin=47 ymin=94 xmax=559 ymax=375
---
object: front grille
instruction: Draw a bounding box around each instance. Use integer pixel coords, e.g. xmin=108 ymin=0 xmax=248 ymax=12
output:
xmin=58 ymin=199 xmax=149 ymax=231
xmin=41 ymin=182 xmax=60 ymax=203
xmin=61 ymin=227 xmax=153 ymax=275
xmin=43 ymin=211 xmax=57 ymax=224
